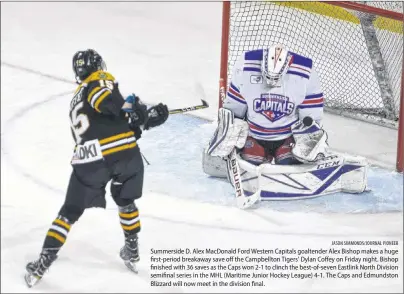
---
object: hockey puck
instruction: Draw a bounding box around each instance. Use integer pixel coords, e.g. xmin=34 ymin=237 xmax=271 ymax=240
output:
xmin=303 ymin=116 xmax=313 ymax=126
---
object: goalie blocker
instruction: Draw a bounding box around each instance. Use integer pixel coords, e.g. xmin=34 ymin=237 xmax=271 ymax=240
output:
xmin=203 ymin=109 xmax=368 ymax=208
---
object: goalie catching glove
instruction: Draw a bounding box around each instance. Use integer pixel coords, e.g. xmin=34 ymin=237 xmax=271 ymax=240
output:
xmin=291 ymin=116 xmax=329 ymax=163
xmin=206 ymin=108 xmax=249 ymax=158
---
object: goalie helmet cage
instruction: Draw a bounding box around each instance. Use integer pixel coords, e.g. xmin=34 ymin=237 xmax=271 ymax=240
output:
xmin=219 ymin=1 xmax=404 ymax=172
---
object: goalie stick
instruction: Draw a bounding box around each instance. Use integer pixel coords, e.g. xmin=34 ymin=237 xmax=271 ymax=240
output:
xmin=168 ymin=99 xmax=209 ymax=114
xmin=227 ymin=149 xmax=261 ymax=209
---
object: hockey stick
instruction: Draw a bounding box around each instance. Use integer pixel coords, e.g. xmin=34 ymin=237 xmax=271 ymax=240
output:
xmin=227 ymin=149 xmax=261 ymax=209
xmin=168 ymin=99 xmax=209 ymax=115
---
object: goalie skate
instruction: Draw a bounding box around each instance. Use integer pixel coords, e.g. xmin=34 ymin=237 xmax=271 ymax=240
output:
xmin=120 ymin=234 xmax=139 ymax=274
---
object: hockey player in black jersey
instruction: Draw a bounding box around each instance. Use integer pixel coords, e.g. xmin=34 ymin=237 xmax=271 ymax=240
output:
xmin=25 ymin=49 xmax=169 ymax=287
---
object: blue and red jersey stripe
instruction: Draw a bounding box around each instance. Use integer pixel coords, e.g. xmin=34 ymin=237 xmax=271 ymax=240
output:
xmin=299 ymin=93 xmax=324 ymax=109
xmin=227 ymin=83 xmax=246 ymax=104
xmin=247 ymin=119 xmax=298 ymax=136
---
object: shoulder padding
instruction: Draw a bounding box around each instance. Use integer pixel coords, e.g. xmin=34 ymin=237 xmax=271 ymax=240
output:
xmin=83 ymin=71 xmax=115 ymax=84
xmin=244 ymin=49 xmax=263 ymax=61
xmin=289 ymin=52 xmax=313 ymax=69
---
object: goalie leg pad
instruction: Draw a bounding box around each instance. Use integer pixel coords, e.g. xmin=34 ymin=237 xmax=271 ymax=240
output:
xmin=206 ymin=108 xmax=249 ymax=158
xmin=202 ymin=148 xmax=228 ymax=178
xmin=340 ymin=156 xmax=368 ymax=193
xmin=253 ymin=154 xmax=368 ymax=200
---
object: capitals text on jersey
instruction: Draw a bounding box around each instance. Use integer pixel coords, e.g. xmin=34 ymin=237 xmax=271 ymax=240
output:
xmin=253 ymin=93 xmax=294 ymax=122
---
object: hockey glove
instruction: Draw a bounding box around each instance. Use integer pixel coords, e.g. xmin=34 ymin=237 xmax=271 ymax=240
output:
xmin=124 ymin=94 xmax=149 ymax=129
xmin=132 ymin=126 xmax=143 ymax=140
xmin=144 ymin=103 xmax=169 ymax=130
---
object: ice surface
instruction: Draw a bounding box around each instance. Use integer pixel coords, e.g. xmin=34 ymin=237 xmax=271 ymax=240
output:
xmin=1 ymin=2 xmax=402 ymax=293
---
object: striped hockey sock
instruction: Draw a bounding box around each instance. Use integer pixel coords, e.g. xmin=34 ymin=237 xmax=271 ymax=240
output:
xmin=119 ymin=203 xmax=141 ymax=237
xmin=42 ymin=215 xmax=71 ymax=252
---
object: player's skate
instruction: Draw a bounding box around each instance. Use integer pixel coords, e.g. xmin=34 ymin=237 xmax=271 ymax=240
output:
xmin=25 ymin=250 xmax=57 ymax=288
xmin=120 ymin=234 xmax=139 ymax=273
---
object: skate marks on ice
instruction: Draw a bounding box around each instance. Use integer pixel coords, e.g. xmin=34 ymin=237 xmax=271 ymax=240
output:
xmin=2 ymin=198 xmax=403 ymax=293
xmin=1 ymin=92 xmax=402 ymax=293
xmin=0 ymin=65 xmax=200 ymax=293
xmin=57 ymin=238 xmax=184 ymax=294
xmin=1 ymin=205 xmax=185 ymax=293
xmin=1 ymin=61 xmax=75 ymax=85
xmin=1 ymin=90 xmax=72 ymax=195
xmin=1 ymin=63 xmax=75 ymax=195
xmin=141 ymin=193 xmax=403 ymax=238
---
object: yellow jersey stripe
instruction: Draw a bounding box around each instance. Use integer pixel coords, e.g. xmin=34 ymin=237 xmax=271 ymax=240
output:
xmin=99 ymin=131 xmax=134 ymax=145
xmin=87 ymin=87 xmax=101 ymax=104
xmin=102 ymin=142 xmax=137 ymax=156
xmin=47 ymin=231 xmax=66 ymax=243
xmin=82 ymin=71 xmax=116 ymax=84
xmin=54 ymin=218 xmax=71 ymax=230
xmin=94 ymin=90 xmax=111 ymax=113
xmin=119 ymin=211 xmax=139 ymax=219
xmin=121 ymin=222 xmax=140 ymax=231
xmin=74 ymin=85 xmax=83 ymax=95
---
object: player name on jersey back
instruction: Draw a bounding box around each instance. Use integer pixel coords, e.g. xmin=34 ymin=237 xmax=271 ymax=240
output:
xmin=71 ymin=139 xmax=103 ymax=165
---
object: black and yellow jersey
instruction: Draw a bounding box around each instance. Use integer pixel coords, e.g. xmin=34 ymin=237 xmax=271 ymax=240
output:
xmin=69 ymin=70 xmax=137 ymax=157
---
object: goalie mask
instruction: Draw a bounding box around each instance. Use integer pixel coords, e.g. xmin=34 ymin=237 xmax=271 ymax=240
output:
xmin=262 ymin=44 xmax=293 ymax=87
xmin=72 ymin=49 xmax=107 ymax=83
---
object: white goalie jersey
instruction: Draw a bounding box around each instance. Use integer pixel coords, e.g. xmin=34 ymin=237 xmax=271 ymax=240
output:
xmin=223 ymin=49 xmax=324 ymax=141
xmin=203 ymin=49 xmax=368 ymax=209
xmin=203 ymin=49 xmax=369 ymax=209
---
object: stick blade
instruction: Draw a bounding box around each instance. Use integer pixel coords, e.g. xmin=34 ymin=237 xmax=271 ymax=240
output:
xmin=201 ymin=99 xmax=209 ymax=107
xmin=237 ymin=192 xmax=261 ymax=209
